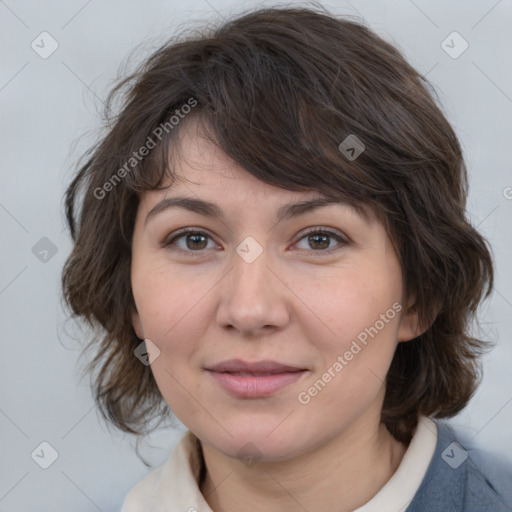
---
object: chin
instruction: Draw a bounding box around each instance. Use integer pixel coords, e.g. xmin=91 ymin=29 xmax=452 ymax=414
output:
xmin=199 ymin=421 xmax=315 ymax=463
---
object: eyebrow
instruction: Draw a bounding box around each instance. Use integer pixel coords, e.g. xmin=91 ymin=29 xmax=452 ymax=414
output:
xmin=144 ymin=196 xmax=346 ymax=227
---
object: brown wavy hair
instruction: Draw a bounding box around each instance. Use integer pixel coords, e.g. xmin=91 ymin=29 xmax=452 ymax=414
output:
xmin=61 ymin=5 xmax=494 ymax=446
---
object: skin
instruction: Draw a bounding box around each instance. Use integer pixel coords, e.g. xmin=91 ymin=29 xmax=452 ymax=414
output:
xmin=131 ymin=119 xmax=425 ymax=512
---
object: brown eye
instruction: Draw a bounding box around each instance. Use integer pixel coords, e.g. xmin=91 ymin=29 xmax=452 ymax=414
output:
xmin=163 ymin=229 xmax=216 ymax=252
xmin=184 ymin=232 xmax=208 ymax=250
xmin=294 ymin=229 xmax=346 ymax=253
xmin=308 ymin=233 xmax=330 ymax=250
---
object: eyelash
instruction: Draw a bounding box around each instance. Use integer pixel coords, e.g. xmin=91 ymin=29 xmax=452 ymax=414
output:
xmin=162 ymin=227 xmax=347 ymax=256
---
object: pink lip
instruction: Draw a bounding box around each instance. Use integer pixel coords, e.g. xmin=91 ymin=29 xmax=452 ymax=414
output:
xmin=205 ymin=359 xmax=308 ymax=398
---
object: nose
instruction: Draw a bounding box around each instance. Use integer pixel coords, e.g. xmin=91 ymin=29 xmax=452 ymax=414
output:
xmin=215 ymin=244 xmax=290 ymax=336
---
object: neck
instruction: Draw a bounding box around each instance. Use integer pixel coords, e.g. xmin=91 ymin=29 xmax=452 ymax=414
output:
xmin=199 ymin=417 xmax=407 ymax=512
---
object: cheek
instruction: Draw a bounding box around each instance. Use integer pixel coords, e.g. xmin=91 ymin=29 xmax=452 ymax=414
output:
xmin=132 ymin=261 xmax=211 ymax=354
xmin=299 ymin=266 xmax=402 ymax=353
xmin=297 ymin=302 xmax=401 ymax=423
xmin=132 ymin=266 xmax=212 ymax=415
xmin=294 ymin=267 xmax=402 ymax=415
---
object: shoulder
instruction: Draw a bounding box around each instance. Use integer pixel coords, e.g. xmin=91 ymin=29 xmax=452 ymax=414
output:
xmin=464 ymin=452 xmax=512 ymax=511
xmin=462 ymin=431 xmax=512 ymax=512
xmin=120 ymin=458 xmax=167 ymax=512
xmin=120 ymin=430 xmax=198 ymax=512
xmin=407 ymin=419 xmax=512 ymax=512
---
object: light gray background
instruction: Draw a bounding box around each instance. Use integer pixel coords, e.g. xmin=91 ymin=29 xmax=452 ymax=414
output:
xmin=1 ymin=0 xmax=511 ymax=510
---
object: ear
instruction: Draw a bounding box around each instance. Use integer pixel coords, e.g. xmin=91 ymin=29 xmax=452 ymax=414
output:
xmin=397 ymin=300 xmax=437 ymax=343
xmin=131 ymin=306 xmax=145 ymax=340
xmin=397 ymin=307 xmax=422 ymax=342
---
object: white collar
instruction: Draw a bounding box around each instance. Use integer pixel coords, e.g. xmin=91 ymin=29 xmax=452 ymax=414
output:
xmin=355 ymin=416 xmax=437 ymax=511
xmin=121 ymin=416 xmax=437 ymax=512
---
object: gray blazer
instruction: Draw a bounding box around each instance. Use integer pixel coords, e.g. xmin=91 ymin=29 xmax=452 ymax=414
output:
xmin=406 ymin=421 xmax=512 ymax=511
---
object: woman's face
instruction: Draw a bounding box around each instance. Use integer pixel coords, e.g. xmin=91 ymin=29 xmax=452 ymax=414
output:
xmin=130 ymin=121 xmax=421 ymax=461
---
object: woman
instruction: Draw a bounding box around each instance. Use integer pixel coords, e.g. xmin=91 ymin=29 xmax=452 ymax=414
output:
xmin=62 ymin=6 xmax=511 ymax=511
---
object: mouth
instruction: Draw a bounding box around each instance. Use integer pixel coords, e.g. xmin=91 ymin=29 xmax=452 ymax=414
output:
xmin=215 ymin=371 xmax=298 ymax=376
xmin=205 ymin=359 xmax=308 ymax=398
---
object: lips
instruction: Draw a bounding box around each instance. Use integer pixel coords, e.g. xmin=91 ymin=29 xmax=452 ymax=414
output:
xmin=206 ymin=359 xmax=305 ymax=374
xmin=205 ymin=359 xmax=308 ymax=398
